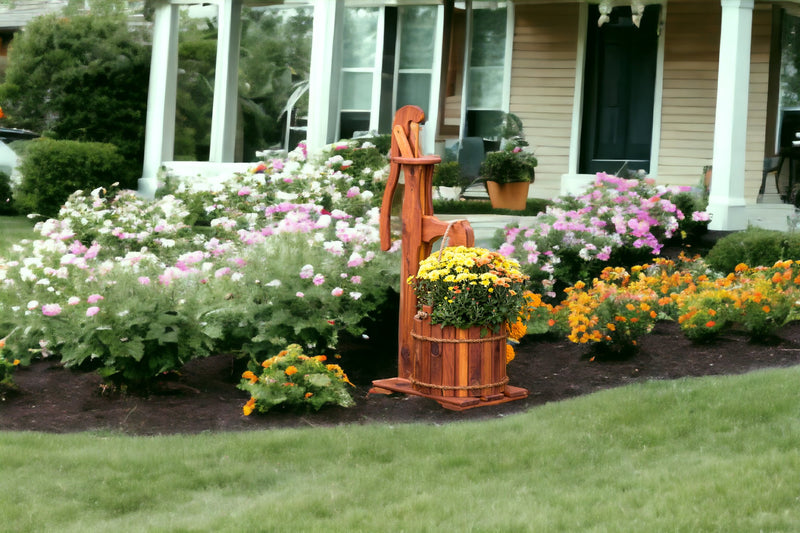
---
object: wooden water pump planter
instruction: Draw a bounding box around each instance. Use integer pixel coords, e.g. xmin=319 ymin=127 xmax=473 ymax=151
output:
xmin=369 ymin=105 xmax=528 ymax=411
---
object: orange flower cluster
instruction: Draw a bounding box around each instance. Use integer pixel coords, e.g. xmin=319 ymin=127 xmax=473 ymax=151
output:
xmin=238 ymin=344 xmax=355 ymax=415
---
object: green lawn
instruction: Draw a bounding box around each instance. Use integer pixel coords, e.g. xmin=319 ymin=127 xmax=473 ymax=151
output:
xmin=0 ymin=215 xmax=35 ymax=255
xmin=2 ymin=366 xmax=799 ymax=532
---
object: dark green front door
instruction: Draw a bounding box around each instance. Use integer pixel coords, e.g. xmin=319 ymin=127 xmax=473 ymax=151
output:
xmin=580 ymin=4 xmax=660 ymax=175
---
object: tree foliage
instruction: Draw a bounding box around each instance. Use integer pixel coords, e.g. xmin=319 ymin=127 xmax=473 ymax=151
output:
xmin=0 ymin=8 xmax=149 ymax=187
xmin=173 ymin=6 xmax=313 ymax=161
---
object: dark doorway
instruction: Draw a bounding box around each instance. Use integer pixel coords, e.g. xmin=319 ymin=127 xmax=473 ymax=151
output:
xmin=580 ymin=4 xmax=660 ymax=175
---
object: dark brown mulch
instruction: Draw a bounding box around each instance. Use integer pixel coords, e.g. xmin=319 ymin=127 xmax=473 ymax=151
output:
xmin=3 ymin=319 xmax=800 ymax=435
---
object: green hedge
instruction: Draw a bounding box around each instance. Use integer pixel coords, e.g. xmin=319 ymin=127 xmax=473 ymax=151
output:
xmin=705 ymin=227 xmax=800 ymax=273
xmin=14 ymin=139 xmax=126 ymax=217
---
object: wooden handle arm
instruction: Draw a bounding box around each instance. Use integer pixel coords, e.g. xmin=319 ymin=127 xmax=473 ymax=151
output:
xmin=379 ymin=162 xmax=400 ymax=251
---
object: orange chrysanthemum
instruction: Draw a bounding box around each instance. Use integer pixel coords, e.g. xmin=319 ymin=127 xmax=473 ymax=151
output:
xmin=505 ymin=344 xmax=515 ymax=364
xmin=242 ymin=397 xmax=256 ymax=416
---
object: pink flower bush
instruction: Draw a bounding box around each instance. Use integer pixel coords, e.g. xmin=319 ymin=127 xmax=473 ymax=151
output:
xmin=501 ymin=173 xmax=709 ymax=297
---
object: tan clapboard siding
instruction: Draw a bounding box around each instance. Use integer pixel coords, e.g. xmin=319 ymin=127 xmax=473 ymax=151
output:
xmin=510 ymin=2 xmax=579 ymax=196
xmin=657 ymin=0 xmax=771 ymax=199
xmin=658 ymin=1 xmax=720 ymax=187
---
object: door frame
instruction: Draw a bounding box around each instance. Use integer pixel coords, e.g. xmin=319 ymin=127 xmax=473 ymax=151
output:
xmin=569 ymin=1 xmax=666 ymax=179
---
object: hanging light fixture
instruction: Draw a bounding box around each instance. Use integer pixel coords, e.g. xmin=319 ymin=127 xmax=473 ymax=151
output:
xmin=597 ymin=1 xmax=648 ymax=29
xmin=598 ymin=0 xmax=613 ymax=27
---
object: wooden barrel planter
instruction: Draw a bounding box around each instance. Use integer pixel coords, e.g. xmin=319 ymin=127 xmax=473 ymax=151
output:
xmin=410 ymin=307 xmax=508 ymax=400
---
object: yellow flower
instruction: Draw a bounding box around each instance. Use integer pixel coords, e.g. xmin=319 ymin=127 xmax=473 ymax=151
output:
xmin=242 ymin=397 xmax=256 ymax=416
xmin=285 ymin=365 xmax=298 ymax=376
xmin=12 ymin=359 xmax=20 ymax=366
xmin=241 ymin=370 xmax=258 ymax=384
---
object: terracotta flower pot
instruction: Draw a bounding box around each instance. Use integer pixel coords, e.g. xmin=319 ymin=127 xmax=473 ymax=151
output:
xmin=486 ymin=180 xmax=530 ymax=211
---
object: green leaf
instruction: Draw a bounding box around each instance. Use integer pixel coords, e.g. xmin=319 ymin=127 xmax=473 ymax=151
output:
xmin=305 ymin=373 xmax=332 ymax=388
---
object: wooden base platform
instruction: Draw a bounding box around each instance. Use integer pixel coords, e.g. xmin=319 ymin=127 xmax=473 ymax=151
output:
xmin=369 ymin=377 xmax=528 ymax=411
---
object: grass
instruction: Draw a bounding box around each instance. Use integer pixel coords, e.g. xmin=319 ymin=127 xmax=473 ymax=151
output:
xmin=2 ymin=367 xmax=800 ymax=531
xmin=0 ymin=215 xmax=35 ymax=255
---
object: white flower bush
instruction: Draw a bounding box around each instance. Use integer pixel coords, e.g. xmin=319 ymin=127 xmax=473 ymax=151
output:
xmin=0 ymin=142 xmax=397 ymax=388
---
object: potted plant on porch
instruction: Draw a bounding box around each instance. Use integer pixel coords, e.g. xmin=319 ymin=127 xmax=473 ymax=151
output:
xmin=407 ymin=245 xmax=530 ymax=400
xmin=432 ymin=160 xmax=464 ymax=201
xmin=480 ymin=143 xmax=537 ymax=210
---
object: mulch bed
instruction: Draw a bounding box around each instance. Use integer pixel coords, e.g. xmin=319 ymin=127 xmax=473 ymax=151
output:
xmin=3 ymin=320 xmax=800 ymax=435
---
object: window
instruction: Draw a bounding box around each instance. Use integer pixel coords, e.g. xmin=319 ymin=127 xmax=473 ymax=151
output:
xmin=340 ymin=8 xmax=380 ymax=138
xmin=395 ymin=6 xmax=438 ymax=112
xmin=466 ymin=5 xmax=509 ymax=138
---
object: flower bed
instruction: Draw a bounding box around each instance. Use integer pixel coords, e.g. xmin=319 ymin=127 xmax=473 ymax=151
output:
xmin=498 ymin=173 xmax=709 ymax=298
xmin=0 ymin=142 xmax=398 ymax=389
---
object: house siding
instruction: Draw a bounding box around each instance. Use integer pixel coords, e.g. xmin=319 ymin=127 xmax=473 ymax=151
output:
xmin=658 ymin=0 xmax=771 ymax=201
xmin=510 ymin=3 xmax=579 ymax=199
xmin=510 ymin=0 xmax=772 ymax=202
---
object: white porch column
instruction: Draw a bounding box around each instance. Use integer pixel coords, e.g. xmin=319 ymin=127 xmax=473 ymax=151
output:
xmin=139 ymin=1 xmax=179 ymax=198
xmin=707 ymin=0 xmax=754 ymax=231
xmin=306 ymin=0 xmax=344 ymax=154
xmin=209 ymin=0 xmax=243 ymax=162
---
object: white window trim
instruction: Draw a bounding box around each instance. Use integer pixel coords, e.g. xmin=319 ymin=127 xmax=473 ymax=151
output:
xmin=368 ymin=7 xmax=386 ymax=132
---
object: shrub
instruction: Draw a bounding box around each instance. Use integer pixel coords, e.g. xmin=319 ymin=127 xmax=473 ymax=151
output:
xmin=557 ymin=268 xmax=661 ymax=357
xmin=0 ymin=11 xmax=149 ymax=186
xmin=435 ymin=198 xmax=550 ymax=216
xmin=238 ymin=343 xmax=355 ymax=413
xmin=499 ymin=174 xmax=708 ymax=299
xmin=668 ymin=190 xmax=710 ymax=242
xmin=705 ymin=227 xmax=800 ymax=273
xmin=0 ymin=171 xmax=15 ymax=215
xmin=674 ymin=261 xmax=799 ymax=342
xmin=14 ymin=139 xmax=126 ymax=217
xmin=480 ymin=145 xmax=537 ymax=184
xmin=317 ymin=137 xmax=390 ymax=197
xmin=432 ymin=161 xmax=465 ymax=188
xmin=0 ymin=143 xmax=399 ymax=388
xmin=677 ymin=288 xmax=734 ymax=343
xmin=0 ymin=338 xmax=19 ymax=394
